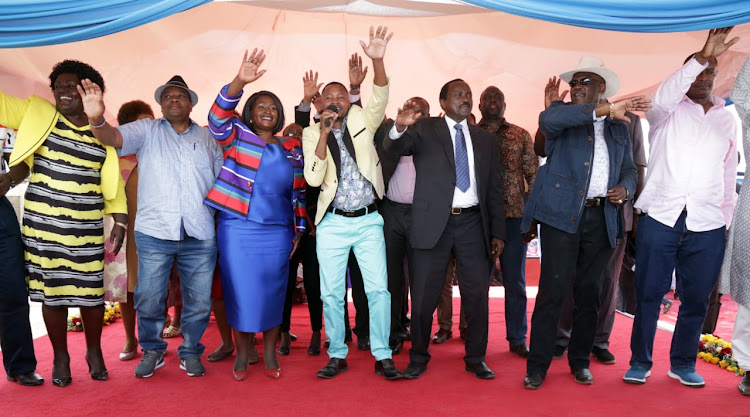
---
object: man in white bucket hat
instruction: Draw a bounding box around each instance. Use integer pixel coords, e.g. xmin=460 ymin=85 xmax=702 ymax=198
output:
xmin=521 ymin=56 xmax=650 ymax=389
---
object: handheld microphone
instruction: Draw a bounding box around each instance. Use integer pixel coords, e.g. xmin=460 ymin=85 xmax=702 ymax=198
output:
xmin=324 ymin=105 xmax=339 ymax=128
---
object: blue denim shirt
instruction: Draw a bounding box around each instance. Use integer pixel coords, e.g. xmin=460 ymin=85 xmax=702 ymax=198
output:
xmin=521 ymin=101 xmax=637 ymax=247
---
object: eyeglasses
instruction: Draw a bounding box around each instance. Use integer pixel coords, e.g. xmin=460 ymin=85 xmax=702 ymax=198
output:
xmin=568 ymin=78 xmax=592 ymax=88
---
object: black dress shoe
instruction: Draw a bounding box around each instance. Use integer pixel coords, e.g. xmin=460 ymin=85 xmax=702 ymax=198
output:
xmin=374 ymin=359 xmax=403 ymax=380
xmin=289 ymin=332 xmax=298 ymax=341
xmin=465 ymin=362 xmax=495 ymax=379
xmin=403 ymin=362 xmax=427 ymax=379
xmin=7 ymin=372 xmax=44 ymax=386
xmin=316 ymin=358 xmax=348 ymax=379
xmin=307 ymin=344 xmax=321 ymax=356
xmin=389 ymin=339 xmax=404 ymax=355
xmin=357 ymin=335 xmax=370 ymax=351
xmin=324 ymin=340 xmax=331 ymax=348
xmin=523 ymin=374 xmax=544 ymax=390
xmin=432 ymin=329 xmax=452 ymax=344
xmin=591 ymin=347 xmax=616 ymax=364
xmin=552 ymin=344 xmax=567 ymax=359
xmin=52 ymin=376 xmax=72 ymax=387
xmin=509 ymin=344 xmax=529 ymax=358
xmin=739 ymin=373 xmax=750 ymax=396
xmin=571 ymin=368 xmax=594 ymax=385
xmin=278 ymin=345 xmax=290 ymax=356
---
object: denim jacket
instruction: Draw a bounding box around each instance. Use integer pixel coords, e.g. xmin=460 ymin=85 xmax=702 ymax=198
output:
xmin=521 ymin=101 xmax=637 ymax=247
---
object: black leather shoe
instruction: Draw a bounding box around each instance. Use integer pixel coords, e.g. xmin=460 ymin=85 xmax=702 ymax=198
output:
xmin=316 ymin=358 xmax=348 ymax=379
xmin=278 ymin=345 xmax=290 ymax=356
xmin=357 ymin=335 xmax=370 ymax=351
xmin=389 ymin=339 xmax=404 ymax=355
xmin=739 ymin=373 xmax=750 ymax=396
xmin=432 ymin=329 xmax=452 ymax=344
xmin=324 ymin=340 xmax=331 ymax=348
xmin=7 ymin=372 xmax=44 ymax=386
xmin=552 ymin=344 xmax=567 ymax=359
xmin=524 ymin=374 xmax=544 ymax=390
xmin=465 ymin=362 xmax=495 ymax=379
xmin=571 ymin=368 xmax=594 ymax=385
xmin=591 ymin=347 xmax=616 ymax=364
xmin=403 ymin=362 xmax=427 ymax=379
xmin=510 ymin=344 xmax=529 ymax=358
xmin=374 ymin=359 xmax=403 ymax=380
xmin=307 ymin=344 xmax=321 ymax=356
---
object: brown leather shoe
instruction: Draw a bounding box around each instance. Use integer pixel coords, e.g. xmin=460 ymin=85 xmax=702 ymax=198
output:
xmin=432 ymin=329 xmax=452 ymax=344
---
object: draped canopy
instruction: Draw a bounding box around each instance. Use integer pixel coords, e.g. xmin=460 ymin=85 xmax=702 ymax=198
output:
xmin=0 ymin=1 xmax=749 ymax=141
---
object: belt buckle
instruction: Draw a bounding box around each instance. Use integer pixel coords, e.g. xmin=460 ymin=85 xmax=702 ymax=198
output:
xmin=451 ymin=207 xmax=461 ymax=215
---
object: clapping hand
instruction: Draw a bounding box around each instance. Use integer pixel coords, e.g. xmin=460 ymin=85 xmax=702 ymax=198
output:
xmin=544 ymin=76 xmax=568 ymax=109
xmin=360 ymin=25 xmax=393 ymax=60
xmin=236 ymin=48 xmax=267 ymax=84
xmin=77 ymin=79 xmax=105 ymax=121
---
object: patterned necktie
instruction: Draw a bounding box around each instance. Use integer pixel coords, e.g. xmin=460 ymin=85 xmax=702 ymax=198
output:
xmin=454 ymin=123 xmax=470 ymax=192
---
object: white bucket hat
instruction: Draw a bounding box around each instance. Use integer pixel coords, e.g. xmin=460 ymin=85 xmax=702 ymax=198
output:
xmin=559 ymin=56 xmax=620 ymax=99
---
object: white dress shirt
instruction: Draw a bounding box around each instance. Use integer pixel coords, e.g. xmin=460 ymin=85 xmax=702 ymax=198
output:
xmin=388 ymin=115 xmax=479 ymax=208
xmin=587 ymin=115 xmax=610 ymax=198
xmin=635 ymin=57 xmax=739 ymax=231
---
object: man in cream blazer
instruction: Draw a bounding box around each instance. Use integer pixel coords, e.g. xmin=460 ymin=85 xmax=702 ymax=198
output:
xmin=302 ymin=25 xmax=402 ymax=380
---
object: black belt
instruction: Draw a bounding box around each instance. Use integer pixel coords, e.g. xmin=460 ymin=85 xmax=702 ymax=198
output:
xmin=585 ymin=197 xmax=606 ymax=207
xmin=450 ymin=206 xmax=480 ymax=215
xmin=327 ymin=202 xmax=378 ymax=217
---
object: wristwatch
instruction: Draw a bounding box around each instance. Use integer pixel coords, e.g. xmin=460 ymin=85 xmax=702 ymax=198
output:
xmin=7 ymin=173 xmax=16 ymax=188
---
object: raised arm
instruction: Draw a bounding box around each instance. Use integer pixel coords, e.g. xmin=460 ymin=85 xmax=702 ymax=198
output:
xmin=209 ymin=49 xmax=267 ymax=150
xmin=649 ymin=28 xmax=739 ymax=128
xmin=78 ymin=79 xmax=123 ymax=148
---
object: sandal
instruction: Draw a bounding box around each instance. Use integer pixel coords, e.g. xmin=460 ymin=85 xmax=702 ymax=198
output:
xmin=162 ymin=325 xmax=181 ymax=338
xmin=208 ymin=347 xmax=234 ymax=362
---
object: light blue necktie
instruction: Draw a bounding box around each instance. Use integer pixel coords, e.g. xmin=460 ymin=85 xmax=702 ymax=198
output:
xmin=454 ymin=123 xmax=470 ymax=192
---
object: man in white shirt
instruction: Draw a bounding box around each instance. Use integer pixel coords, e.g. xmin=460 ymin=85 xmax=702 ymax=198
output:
xmin=625 ymin=27 xmax=740 ymax=388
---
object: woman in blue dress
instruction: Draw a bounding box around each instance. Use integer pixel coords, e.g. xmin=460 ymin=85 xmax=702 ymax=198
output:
xmin=205 ymin=49 xmax=307 ymax=381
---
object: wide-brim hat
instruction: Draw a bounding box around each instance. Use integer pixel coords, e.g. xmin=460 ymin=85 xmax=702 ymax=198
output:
xmin=154 ymin=75 xmax=198 ymax=105
xmin=559 ymin=56 xmax=620 ymax=99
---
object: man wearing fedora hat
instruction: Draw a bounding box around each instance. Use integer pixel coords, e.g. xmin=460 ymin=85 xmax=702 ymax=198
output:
xmin=78 ymin=75 xmax=224 ymax=379
xmin=520 ymin=56 xmax=650 ymax=389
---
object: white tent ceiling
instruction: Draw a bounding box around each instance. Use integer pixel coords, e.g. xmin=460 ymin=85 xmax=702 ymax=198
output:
xmin=0 ymin=1 xmax=748 ymax=135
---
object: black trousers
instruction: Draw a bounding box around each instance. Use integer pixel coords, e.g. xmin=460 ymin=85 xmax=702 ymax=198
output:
xmin=527 ymin=206 xmax=614 ymax=377
xmin=381 ymin=198 xmax=413 ymax=341
xmin=0 ymin=196 xmax=37 ymax=376
xmin=410 ymin=210 xmax=491 ymax=366
xmin=282 ymin=232 xmax=323 ymax=332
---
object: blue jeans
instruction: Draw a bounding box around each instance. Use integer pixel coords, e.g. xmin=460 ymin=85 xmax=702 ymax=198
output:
xmin=134 ymin=231 xmax=216 ymax=359
xmin=500 ymin=218 xmax=528 ymax=346
xmin=316 ymin=211 xmax=391 ymax=361
xmin=629 ymin=212 xmax=725 ymax=370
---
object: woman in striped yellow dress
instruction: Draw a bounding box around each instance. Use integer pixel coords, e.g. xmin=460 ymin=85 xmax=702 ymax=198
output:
xmin=1 ymin=60 xmax=127 ymax=387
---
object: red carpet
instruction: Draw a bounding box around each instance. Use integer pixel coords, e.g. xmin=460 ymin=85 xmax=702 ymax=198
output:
xmin=2 ymin=296 xmax=746 ymax=417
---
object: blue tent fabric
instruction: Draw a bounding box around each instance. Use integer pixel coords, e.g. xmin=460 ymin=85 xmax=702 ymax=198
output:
xmin=1 ymin=1 xmax=750 ymax=48
xmin=0 ymin=0 xmax=211 ymax=48
xmin=463 ymin=0 xmax=750 ymax=32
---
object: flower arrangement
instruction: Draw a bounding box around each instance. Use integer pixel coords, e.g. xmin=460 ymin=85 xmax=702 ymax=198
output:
xmin=698 ymin=334 xmax=745 ymax=376
xmin=66 ymin=302 xmax=122 ymax=332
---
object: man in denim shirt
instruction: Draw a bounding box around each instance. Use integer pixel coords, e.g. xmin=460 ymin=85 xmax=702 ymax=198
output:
xmin=521 ymin=57 xmax=648 ymax=389
xmin=79 ymin=75 xmax=223 ymax=379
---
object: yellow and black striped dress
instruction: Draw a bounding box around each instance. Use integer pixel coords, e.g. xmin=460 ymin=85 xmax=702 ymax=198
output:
xmin=24 ymin=117 xmax=107 ymax=307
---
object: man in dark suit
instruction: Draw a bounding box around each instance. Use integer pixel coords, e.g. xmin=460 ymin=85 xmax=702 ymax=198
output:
xmin=384 ymin=79 xmax=506 ymax=379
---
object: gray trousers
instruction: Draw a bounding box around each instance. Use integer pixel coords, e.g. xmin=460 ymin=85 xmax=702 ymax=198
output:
xmin=555 ymin=237 xmax=627 ymax=350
